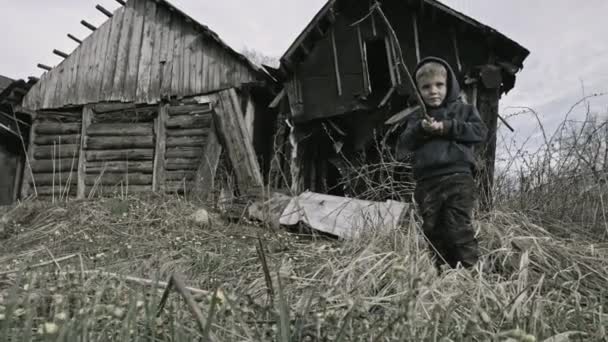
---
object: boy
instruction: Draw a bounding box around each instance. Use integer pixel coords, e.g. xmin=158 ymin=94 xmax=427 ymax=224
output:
xmin=398 ymin=56 xmax=488 ymax=270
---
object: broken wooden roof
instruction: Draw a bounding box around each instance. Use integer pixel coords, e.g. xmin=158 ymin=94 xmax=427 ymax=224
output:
xmin=22 ymin=0 xmax=275 ymax=111
xmin=280 ymin=0 xmax=530 ymax=82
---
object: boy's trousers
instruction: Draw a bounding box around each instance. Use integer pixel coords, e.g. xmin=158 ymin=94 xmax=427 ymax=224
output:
xmin=414 ymin=172 xmax=479 ymax=269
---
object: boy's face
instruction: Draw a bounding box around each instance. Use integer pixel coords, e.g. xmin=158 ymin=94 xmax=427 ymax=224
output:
xmin=417 ymin=74 xmax=447 ymax=108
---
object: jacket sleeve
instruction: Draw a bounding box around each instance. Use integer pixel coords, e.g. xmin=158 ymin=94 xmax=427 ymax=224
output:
xmin=441 ymin=105 xmax=488 ymax=144
xmin=398 ymin=117 xmax=428 ymax=151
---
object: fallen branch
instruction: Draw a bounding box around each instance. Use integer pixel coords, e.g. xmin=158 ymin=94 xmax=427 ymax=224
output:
xmin=0 ymin=253 xmax=79 ymax=277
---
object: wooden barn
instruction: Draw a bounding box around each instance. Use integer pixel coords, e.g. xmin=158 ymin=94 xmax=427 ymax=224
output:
xmin=19 ymin=0 xmax=277 ymax=201
xmin=0 ymin=76 xmax=37 ymax=205
xmin=269 ymin=0 xmax=530 ymax=206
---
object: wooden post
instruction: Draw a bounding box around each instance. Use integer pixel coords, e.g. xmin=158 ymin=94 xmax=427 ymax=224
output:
xmin=475 ymin=86 xmax=500 ymax=210
xmin=330 ymin=28 xmax=343 ymax=96
xmin=243 ymin=94 xmax=255 ymax=143
xmin=152 ymin=105 xmax=168 ymax=192
xmin=12 ymin=153 xmax=24 ymax=202
xmin=77 ymin=106 xmax=93 ymax=199
xmin=213 ymin=89 xmax=264 ymax=196
xmin=412 ymin=13 xmax=421 ymax=63
xmin=96 ymin=4 xmax=113 ymax=18
xmin=67 ymin=33 xmax=82 ymax=44
xmin=20 ymin=117 xmax=38 ymax=199
xmin=193 ymin=117 xmax=223 ymax=201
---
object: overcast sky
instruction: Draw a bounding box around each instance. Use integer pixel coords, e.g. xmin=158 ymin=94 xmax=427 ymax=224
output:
xmin=1 ymin=0 xmax=607 ymax=153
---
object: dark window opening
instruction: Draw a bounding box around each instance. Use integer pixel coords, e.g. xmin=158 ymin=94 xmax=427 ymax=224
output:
xmin=365 ymin=38 xmax=392 ymax=96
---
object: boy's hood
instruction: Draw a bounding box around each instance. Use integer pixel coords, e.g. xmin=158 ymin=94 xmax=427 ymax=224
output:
xmin=414 ymin=56 xmax=461 ymax=106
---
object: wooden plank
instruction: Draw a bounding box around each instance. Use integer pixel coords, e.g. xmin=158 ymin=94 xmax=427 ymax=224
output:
xmin=20 ymin=120 xmax=38 ymax=198
xmin=124 ymin=0 xmax=146 ymax=101
xmin=136 ymin=0 xmax=158 ymax=103
xmin=413 ymin=13 xmax=420 ymax=63
xmin=165 ymin=147 xmax=203 ymax=159
xmin=88 ymin=123 xmax=154 ymax=136
xmin=93 ymin=102 xmax=136 ymax=113
xmin=32 ymin=172 xmax=78 ymax=186
xmin=330 ymin=27 xmax=342 ymax=96
xmin=166 ymin=114 xmax=212 ymax=129
xmin=67 ymin=43 xmax=82 ymax=105
xmin=168 ymin=104 xmax=212 ymax=115
xmin=52 ymin=63 xmax=67 ymax=109
xmin=33 ymin=145 xmax=80 ymax=159
xmin=101 ymin=7 xmax=125 ymax=99
xmin=85 ymin=136 xmax=155 ymax=150
xmin=86 ymin=161 xmax=153 ymax=173
xmin=149 ymin=4 xmax=169 ymax=102
xmin=33 ymin=186 xmax=77 ymax=197
xmin=152 ymin=105 xmax=168 ymax=191
xmin=77 ymin=106 xmax=93 ymax=199
xmin=243 ymin=94 xmax=255 ymax=142
xmin=194 ymin=38 xmax=204 ymax=94
xmin=170 ymin=19 xmax=185 ymax=95
xmin=160 ymin=12 xmax=177 ymax=97
xmin=165 ymin=158 xmax=200 ymax=171
xmin=214 ymin=89 xmax=263 ymax=196
xmin=182 ymin=23 xmax=196 ymax=95
xmin=91 ymin=18 xmax=113 ymax=103
xmin=75 ymin=31 xmax=93 ymax=104
xmin=86 ymin=149 xmax=154 ymax=162
xmin=166 ymin=136 xmax=207 ymax=148
xmin=35 ymin=122 xmax=81 ymax=135
xmin=193 ymin=117 xmax=222 ymax=200
xmin=31 ymin=159 xmax=79 ymax=173
xmin=111 ymin=3 xmax=135 ymax=101
xmin=190 ymin=35 xmax=201 ymax=94
xmin=166 ymin=128 xmax=208 ymax=137
xmin=356 ymin=24 xmax=371 ymax=95
xmin=34 ymin=134 xmax=81 ymax=146
xmin=200 ymin=38 xmax=210 ymax=92
xmin=85 ymin=173 xmax=153 ymax=186
xmin=42 ymin=66 xmax=59 ymax=109
xmin=84 ymin=19 xmax=105 ymax=104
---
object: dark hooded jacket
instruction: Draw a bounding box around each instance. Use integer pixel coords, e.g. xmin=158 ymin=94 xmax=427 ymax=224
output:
xmin=397 ymin=57 xmax=488 ymax=181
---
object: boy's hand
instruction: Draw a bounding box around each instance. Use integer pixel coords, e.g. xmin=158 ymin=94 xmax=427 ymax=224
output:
xmin=421 ymin=119 xmax=444 ymax=134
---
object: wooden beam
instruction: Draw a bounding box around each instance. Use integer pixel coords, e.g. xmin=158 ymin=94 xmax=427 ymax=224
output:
xmin=153 ymin=105 xmax=168 ymax=192
xmin=412 ymin=13 xmax=421 ymax=63
xmin=37 ymin=64 xmax=52 ymax=71
xmin=53 ymin=49 xmax=69 ymax=59
xmin=269 ymin=88 xmax=286 ymax=109
xmin=115 ymin=0 xmax=126 ymax=5
xmin=96 ymin=4 xmax=113 ymax=18
xmin=67 ymin=33 xmax=82 ymax=44
xmin=20 ymin=120 xmax=38 ymax=198
xmin=330 ymin=28 xmax=342 ymax=96
xmin=357 ymin=24 xmax=371 ymax=95
xmin=81 ymin=20 xmax=97 ymax=32
xmin=452 ymin=29 xmax=462 ymax=73
xmin=77 ymin=106 xmax=93 ymax=199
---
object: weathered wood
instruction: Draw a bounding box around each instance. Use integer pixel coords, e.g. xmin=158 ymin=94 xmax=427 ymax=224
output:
xmin=135 ymin=0 xmax=158 ymax=102
xmin=85 ymin=173 xmax=153 ymax=186
xmin=93 ymin=16 xmax=114 ymax=103
xmin=34 ymin=145 xmax=80 ymax=159
xmin=168 ymin=104 xmax=212 ymax=115
xmin=170 ymin=18 xmax=184 ymax=95
xmin=67 ymin=42 xmax=82 ymax=104
xmin=166 ymin=128 xmax=208 ymax=137
xmin=86 ymin=161 xmax=154 ymax=173
xmin=77 ymin=106 xmax=93 ymax=199
xmin=213 ymin=89 xmax=264 ymax=196
xmin=35 ymin=186 xmax=78 ymax=197
xmin=356 ymin=24 xmax=371 ymax=95
xmin=37 ymin=64 xmax=52 ymax=71
xmin=269 ymin=89 xmax=286 ymax=109
xmin=35 ymin=122 xmax=82 ymax=135
xmin=53 ymin=49 xmax=69 ymax=59
xmin=30 ymin=159 xmax=78 ymax=173
xmin=149 ymin=4 xmax=168 ymax=102
xmin=152 ymin=105 xmax=168 ymax=191
xmin=193 ymin=120 xmax=222 ymax=200
xmin=124 ymin=0 xmax=146 ymax=100
xmin=67 ymin=34 xmax=82 ymax=44
xmin=165 ymin=147 xmax=203 ymax=159
xmin=81 ymin=20 xmax=97 ymax=31
xmin=243 ymin=94 xmax=255 ymax=142
xmin=32 ymin=172 xmax=78 ymax=186
xmin=330 ymin=27 xmax=342 ymax=96
xmin=20 ymin=121 xmax=38 ymax=198
xmin=86 ymin=149 xmax=154 ymax=162
xmin=96 ymin=4 xmax=113 ymax=18
xmin=34 ymin=134 xmax=81 ymax=146
xmin=111 ymin=3 xmax=135 ymax=100
xmin=85 ymin=136 xmax=155 ymax=150
xmin=166 ymin=114 xmax=212 ymax=129
xmin=166 ymin=136 xmax=207 ymax=148
xmin=101 ymin=8 xmax=125 ymax=99
xmin=160 ymin=12 xmax=177 ymax=97
xmin=165 ymin=171 xmax=195 ymax=182
xmin=88 ymin=123 xmax=154 ymax=136
xmin=412 ymin=13 xmax=420 ymax=63
xmin=93 ymin=102 xmax=135 ymax=113
xmin=165 ymin=158 xmax=200 ymax=171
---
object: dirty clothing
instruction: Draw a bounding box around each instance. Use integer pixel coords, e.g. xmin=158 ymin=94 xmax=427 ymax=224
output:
xmin=397 ymin=56 xmax=486 ymax=269
xmin=397 ymin=57 xmax=488 ymax=181
xmin=414 ymin=173 xmax=479 ymax=269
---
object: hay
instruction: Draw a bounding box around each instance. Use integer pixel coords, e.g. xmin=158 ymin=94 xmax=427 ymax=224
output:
xmin=0 ymin=195 xmax=606 ymax=341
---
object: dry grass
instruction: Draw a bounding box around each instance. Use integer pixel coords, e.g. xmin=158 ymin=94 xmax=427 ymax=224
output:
xmin=0 ymin=193 xmax=606 ymax=341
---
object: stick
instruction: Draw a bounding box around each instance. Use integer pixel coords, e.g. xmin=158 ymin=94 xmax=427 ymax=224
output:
xmin=96 ymin=4 xmax=113 ymax=18
xmin=156 ymin=276 xmax=174 ymax=316
xmin=171 ymin=273 xmax=208 ymax=334
xmin=68 ymin=33 xmax=83 ymax=44
xmin=0 ymin=254 xmax=78 ymax=276
xmin=81 ymin=20 xmax=97 ymax=31
xmin=498 ymin=114 xmax=515 ymax=132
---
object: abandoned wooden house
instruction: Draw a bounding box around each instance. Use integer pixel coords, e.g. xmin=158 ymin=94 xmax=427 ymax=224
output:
xmin=269 ymin=0 xmax=530 ymax=206
xmin=19 ymin=0 xmax=277 ymax=201
xmin=0 ymin=76 xmax=37 ymax=205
